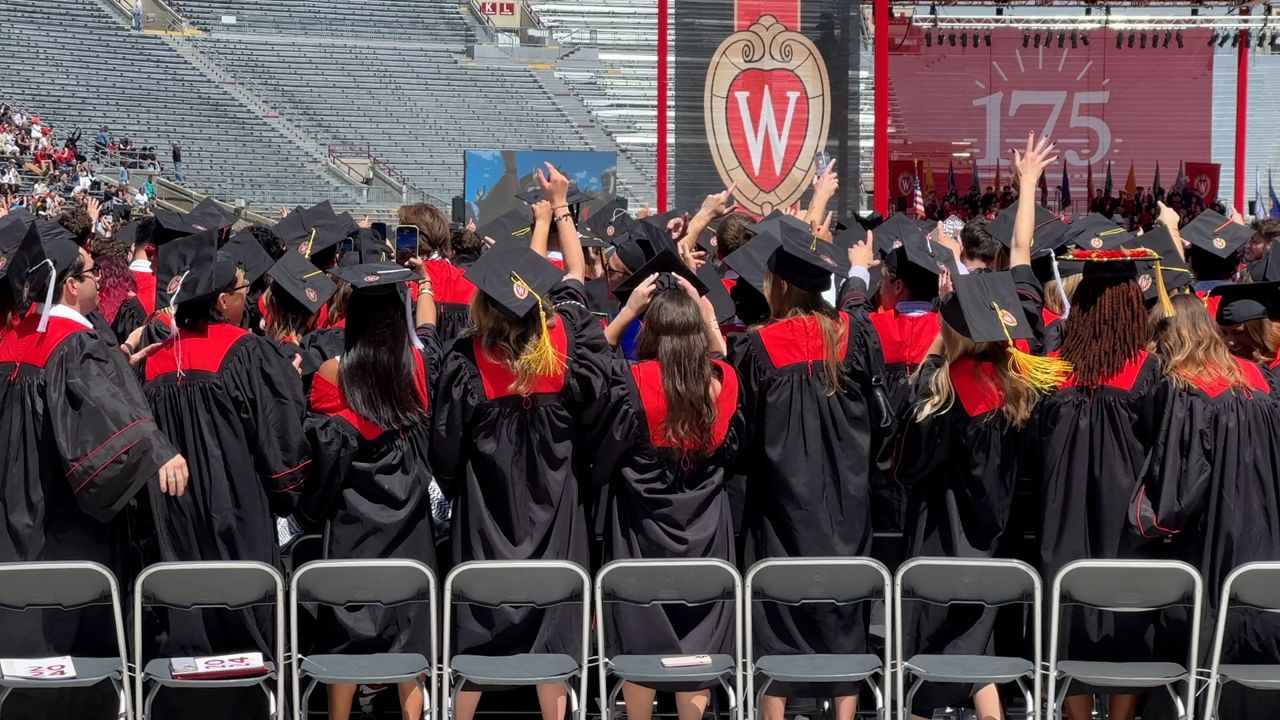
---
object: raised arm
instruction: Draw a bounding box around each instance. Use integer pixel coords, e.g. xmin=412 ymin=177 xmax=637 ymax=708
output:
xmin=537 ymin=162 xmax=586 ymax=282
xmin=1011 ymin=132 xmax=1058 ymax=268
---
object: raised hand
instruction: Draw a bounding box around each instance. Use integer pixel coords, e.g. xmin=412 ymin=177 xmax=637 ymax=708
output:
xmin=531 ymin=199 xmax=553 ymax=225
xmin=535 ymin=161 xmax=570 ymax=206
xmin=698 ymin=183 xmax=737 ymax=220
xmin=812 ymin=160 xmax=838 ymax=199
xmin=848 ymin=232 xmax=878 ymax=269
xmin=1012 ymin=132 xmax=1058 ymax=188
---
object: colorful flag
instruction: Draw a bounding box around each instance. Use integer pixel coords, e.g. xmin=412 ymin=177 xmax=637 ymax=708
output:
xmin=1061 ymin=162 xmax=1072 ymax=211
xmin=1124 ymin=162 xmax=1137 ymax=197
xmin=994 ymin=158 xmax=1002 ymax=190
xmin=1152 ymin=162 xmax=1163 ymax=196
xmin=923 ymin=158 xmax=935 ymax=196
xmin=1086 ymin=162 xmax=1095 ymax=201
xmin=972 ymin=156 xmax=980 ymax=191
xmin=1173 ymin=161 xmax=1187 ymax=193
xmin=913 ymin=165 xmax=926 ymax=218
xmin=1269 ymin=170 xmax=1280 ymax=219
xmin=1184 ymin=162 xmax=1221 ymax=203
xmin=1104 ymin=160 xmax=1113 ymax=195
xmin=948 ymin=160 xmax=957 ymax=195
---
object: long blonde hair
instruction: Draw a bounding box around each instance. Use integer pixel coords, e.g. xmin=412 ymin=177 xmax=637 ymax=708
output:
xmin=467 ymin=292 xmax=565 ymax=395
xmin=1042 ymin=274 xmax=1082 ymax=315
xmin=915 ymin=323 xmax=1039 ymax=428
xmin=763 ymin=272 xmax=847 ymax=395
xmin=1150 ymin=294 xmax=1247 ymax=390
xmin=1238 ymin=317 xmax=1280 ymax=364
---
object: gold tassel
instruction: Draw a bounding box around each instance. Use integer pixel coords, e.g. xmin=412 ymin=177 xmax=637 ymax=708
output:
xmin=302 ymin=228 xmax=317 ymax=259
xmin=993 ymin=302 xmax=1074 ymax=392
xmin=511 ymin=271 xmax=566 ymax=378
xmin=1153 ymin=259 xmax=1175 ymax=318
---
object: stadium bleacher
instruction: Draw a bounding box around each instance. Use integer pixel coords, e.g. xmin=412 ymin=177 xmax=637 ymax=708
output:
xmin=177 ymin=0 xmax=475 ymax=44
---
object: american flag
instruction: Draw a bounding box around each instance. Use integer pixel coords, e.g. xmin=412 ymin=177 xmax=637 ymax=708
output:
xmin=912 ymin=169 xmax=926 ymax=218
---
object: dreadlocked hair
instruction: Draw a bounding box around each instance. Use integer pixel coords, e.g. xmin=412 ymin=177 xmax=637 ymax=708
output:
xmin=1149 ymin=294 xmax=1247 ymax=391
xmin=1058 ymin=275 xmax=1149 ymax=387
xmin=764 ymin=271 xmax=846 ymax=395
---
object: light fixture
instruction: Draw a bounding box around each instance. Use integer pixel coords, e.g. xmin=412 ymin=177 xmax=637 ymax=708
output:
xmin=1176 ymin=30 xmax=1183 ymax=48
xmin=1082 ymin=32 xmax=1090 ymax=46
xmin=1070 ymin=31 xmax=1078 ymax=49
xmin=1117 ymin=32 xmax=1125 ymax=49
xmin=925 ymin=31 xmax=932 ymax=47
xmin=1127 ymin=32 xmax=1135 ymax=48
xmin=1139 ymin=32 xmax=1146 ymax=49
xmin=1023 ymin=30 xmax=1030 ymax=47
xmin=1163 ymin=31 xmax=1172 ymax=48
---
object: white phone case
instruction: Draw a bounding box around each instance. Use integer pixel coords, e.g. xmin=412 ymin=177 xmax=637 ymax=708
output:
xmin=660 ymin=655 xmax=713 ymax=668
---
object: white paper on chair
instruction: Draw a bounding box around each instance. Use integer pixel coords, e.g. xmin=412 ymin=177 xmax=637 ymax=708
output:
xmin=0 ymin=657 xmax=76 ymax=680
xmin=170 ymin=652 xmax=267 ymax=680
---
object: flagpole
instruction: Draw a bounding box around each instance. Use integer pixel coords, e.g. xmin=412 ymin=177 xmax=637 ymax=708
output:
xmin=1236 ymin=5 xmax=1250 ymax=213
xmin=873 ymin=0 xmax=890 ymax=215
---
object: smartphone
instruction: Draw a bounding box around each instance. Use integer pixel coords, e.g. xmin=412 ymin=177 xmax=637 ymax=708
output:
xmin=660 ymin=655 xmax=713 ymax=668
xmin=339 ymin=236 xmax=354 ymax=253
xmin=814 ymin=150 xmax=833 ymax=177
xmin=395 ymin=224 xmax=419 ymax=251
xmin=370 ymin=221 xmax=388 ymax=242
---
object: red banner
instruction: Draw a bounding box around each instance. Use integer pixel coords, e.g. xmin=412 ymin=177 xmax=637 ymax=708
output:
xmin=1184 ymin=162 xmax=1221 ymax=203
xmin=886 ymin=26 xmax=1214 ymax=208
xmin=888 ymin=160 xmax=917 ymax=199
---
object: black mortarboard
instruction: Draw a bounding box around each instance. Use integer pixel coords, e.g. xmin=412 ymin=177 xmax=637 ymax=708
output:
xmin=1126 ymin=227 xmax=1193 ymax=302
xmin=986 ymin=200 xmax=1071 ymax=254
xmin=10 ymin=223 xmax=81 ymax=325
xmin=853 ymin=211 xmax=885 ymax=231
xmin=613 ymin=249 xmax=708 ymax=308
xmin=697 ymin=263 xmax=737 ymax=323
xmin=1064 ymin=213 xmax=1131 ymax=250
xmin=155 ymin=229 xmax=238 ymax=307
xmin=723 ymin=232 xmax=783 ymax=295
xmin=514 ymin=186 xmax=594 ymax=209
xmin=833 ymin=224 xmax=869 ymax=251
xmin=635 ymin=211 xmax=684 ymax=256
xmin=583 ymin=277 xmax=618 ymax=317
xmin=1252 ymin=241 xmax=1280 ymax=283
xmin=610 ymin=233 xmax=651 ymax=275
xmin=1209 ymin=281 xmax=1280 ymax=324
xmin=580 ymin=200 xmax=634 ymax=245
xmin=477 ymin=208 xmax=534 ymax=247
xmin=873 ymin=213 xmax=928 ymax=255
xmin=280 ymin=218 xmax=347 ymax=261
xmin=767 ymin=224 xmax=850 ymax=294
xmin=268 ymin=251 xmax=337 ymax=313
xmin=464 ymin=241 xmax=563 ymax=318
xmin=940 ymin=270 xmax=1034 ymax=343
xmin=329 ymin=262 xmax=415 ymax=296
xmin=1181 ymin=210 xmax=1253 ymax=258
xmin=883 ymin=230 xmax=959 ymax=299
xmin=187 ymin=198 xmax=238 ymax=231
xmin=222 ymin=229 xmax=274 ymax=286
xmin=342 ymin=228 xmax=391 ymax=266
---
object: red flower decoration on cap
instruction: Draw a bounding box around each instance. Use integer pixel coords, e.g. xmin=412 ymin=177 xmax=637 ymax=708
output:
xmin=1066 ymin=248 xmax=1158 ymax=261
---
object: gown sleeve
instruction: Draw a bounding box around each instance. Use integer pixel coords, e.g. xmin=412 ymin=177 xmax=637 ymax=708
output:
xmin=553 ymin=279 xmax=613 ymax=419
xmin=727 ymin=332 xmax=762 ymax=474
xmin=429 ymin=343 xmax=476 ymax=498
xmin=1129 ymin=385 xmax=1213 ymax=541
xmin=587 ymin=359 xmax=641 ymax=488
xmin=110 ymin=297 xmax=147 ymax=344
xmin=297 ymin=413 xmax=358 ymax=531
xmin=891 ymin=356 xmax=947 ymax=486
xmin=1010 ymin=264 xmax=1048 ymax=354
xmin=224 ymin=336 xmax=310 ymax=516
xmin=50 ymin=332 xmax=177 ymax=523
xmin=417 ymin=323 xmax=442 ymax=404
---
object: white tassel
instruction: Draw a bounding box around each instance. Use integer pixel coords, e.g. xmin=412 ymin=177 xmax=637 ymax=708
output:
xmin=34 ymin=259 xmax=56 ymax=333
xmin=169 ymin=271 xmax=190 ymax=379
xmin=405 ymin=290 xmax=423 ymax=351
xmin=1050 ymin=255 xmax=1071 ymax=320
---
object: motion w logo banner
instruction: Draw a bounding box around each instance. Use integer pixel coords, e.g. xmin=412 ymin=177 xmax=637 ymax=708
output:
xmin=674 ymin=0 xmax=859 ymax=218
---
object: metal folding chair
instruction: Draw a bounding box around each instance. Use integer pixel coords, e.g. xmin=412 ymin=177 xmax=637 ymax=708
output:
xmin=595 ymin=558 xmax=743 ymax=720
xmin=442 ymin=560 xmax=590 ymax=720
xmin=1047 ymin=559 xmax=1203 ymax=720
xmin=290 ymin=559 xmax=437 ymax=720
xmin=1202 ymin=562 xmax=1280 ymax=719
xmin=894 ymin=557 xmax=1041 ymax=720
xmin=132 ymin=561 xmax=284 ymax=720
xmin=0 ymin=561 xmax=132 ymax=720
xmin=746 ymin=557 xmax=890 ymax=720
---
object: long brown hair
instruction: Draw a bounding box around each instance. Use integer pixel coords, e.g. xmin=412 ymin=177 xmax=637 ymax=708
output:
xmin=1150 ymin=293 xmax=1247 ymax=390
xmin=1232 ymin=317 xmax=1280 ymax=364
xmin=915 ymin=323 xmax=1038 ymax=428
xmin=636 ymin=289 xmax=717 ymax=456
xmin=1058 ymin=276 xmax=1149 ymax=387
xmin=467 ymin=292 xmax=563 ymax=395
xmin=1042 ymin=274 xmax=1081 ymax=315
xmin=763 ymin=271 xmax=846 ymax=394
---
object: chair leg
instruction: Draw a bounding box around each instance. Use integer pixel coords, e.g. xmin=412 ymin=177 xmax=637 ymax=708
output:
xmin=1163 ymin=682 xmax=1187 ymax=720
xmin=259 ymin=680 xmax=278 ymax=720
xmin=299 ymin=677 xmax=319 ymax=720
xmin=865 ymin=674 xmax=884 ymax=720
xmin=1016 ymin=677 xmax=1035 ymax=720
xmin=0 ymin=687 xmax=11 ymax=718
xmin=752 ymin=677 xmax=773 ymax=720
xmin=904 ymin=676 xmax=925 ymax=720
xmin=605 ymin=677 xmax=623 ymax=720
xmin=112 ymin=677 xmax=127 ymax=720
xmin=1052 ymin=678 xmax=1073 ymax=720
xmin=449 ymin=679 xmax=460 ymax=720
xmin=143 ymin=682 xmax=162 ymax=720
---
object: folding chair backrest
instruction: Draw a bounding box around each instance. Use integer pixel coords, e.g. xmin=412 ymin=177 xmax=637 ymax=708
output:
xmin=0 ymin=562 xmax=116 ymax=610
xmin=137 ymin=561 xmax=281 ymax=610
xmin=1056 ymin=560 xmax=1199 ymax=611
xmin=294 ymin=559 xmax=434 ymax=607
xmin=898 ymin=557 xmax=1038 ymax=606
xmin=448 ymin=561 xmax=587 ymax=609
xmin=748 ymin=558 xmax=887 ymax=605
xmin=1223 ymin=562 xmax=1280 ymax=610
xmin=599 ymin=559 xmax=738 ymax=606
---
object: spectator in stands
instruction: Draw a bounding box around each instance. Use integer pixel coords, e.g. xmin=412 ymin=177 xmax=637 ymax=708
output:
xmin=1 ymin=162 xmax=18 ymax=196
xmin=26 ymin=147 xmax=53 ymax=177
xmin=0 ymin=126 xmax=16 ymax=156
xmin=28 ymin=117 xmax=42 ymax=143
xmin=95 ymin=126 xmax=110 ymax=160
xmin=171 ymin=141 xmax=184 ymax=182
xmin=77 ymin=163 xmax=95 ymax=192
xmin=143 ymin=176 xmax=156 ymax=201
xmin=54 ymin=145 xmax=76 ymax=172
xmin=398 ymin=202 xmax=450 ymax=258
xmin=133 ymin=0 xmax=142 ymax=31
xmin=117 ymin=158 xmax=129 ymax=185
xmin=132 ymin=186 xmax=149 ymax=210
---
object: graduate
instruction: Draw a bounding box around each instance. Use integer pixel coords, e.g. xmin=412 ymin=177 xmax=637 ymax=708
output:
xmin=426 ymin=226 xmax=480 ymax=344
xmin=261 ymin=249 xmax=336 ymax=361
xmin=110 ymin=216 xmax=156 ymax=341
xmin=139 ymin=230 xmax=309 ymax=671
xmin=897 ymin=136 xmax=1069 ymax=720
xmin=298 ymin=258 xmax=439 ymax=720
xmin=0 ymin=223 xmax=187 ymax=717
xmin=1037 ymin=236 xmax=1177 ymax=720
xmin=1180 ymin=209 xmax=1253 ymax=295
xmin=593 ymin=259 xmax=744 ymax=720
xmin=728 ymin=218 xmax=888 ymax=720
xmin=430 ymin=164 xmax=611 ymax=720
xmin=1135 ymin=289 xmax=1280 ymax=720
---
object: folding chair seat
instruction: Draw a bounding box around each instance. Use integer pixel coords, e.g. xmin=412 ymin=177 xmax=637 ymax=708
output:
xmin=746 ymin=558 xmax=890 ymax=720
xmin=1203 ymin=562 xmax=1280 ymax=717
xmin=290 ymin=559 xmax=436 ymax=720
xmin=0 ymin=562 xmax=132 ymax=720
xmin=895 ymin=557 xmax=1042 ymax=720
xmin=595 ymin=559 xmax=743 ymax=720
xmin=1047 ymin=559 xmax=1203 ymax=720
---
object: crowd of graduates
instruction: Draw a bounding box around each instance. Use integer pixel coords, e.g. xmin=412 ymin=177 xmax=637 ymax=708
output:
xmin=2 ymin=134 xmax=1280 ymax=720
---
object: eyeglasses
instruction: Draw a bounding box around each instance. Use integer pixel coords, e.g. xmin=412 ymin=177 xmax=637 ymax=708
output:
xmin=75 ymin=266 xmax=101 ymax=281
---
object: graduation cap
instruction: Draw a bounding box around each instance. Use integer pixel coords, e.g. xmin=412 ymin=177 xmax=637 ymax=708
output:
xmin=1207 ymin=281 xmax=1280 ymax=326
xmin=476 ymin=208 xmax=534 ymax=247
xmin=872 ymin=213 xmax=929 ymax=255
xmin=767 ymin=223 xmax=850 ymax=294
xmin=883 ymin=230 xmax=958 ymax=299
xmin=582 ymin=277 xmax=618 ymax=318
xmin=940 ymin=270 xmax=1073 ymax=390
xmin=986 ymin=200 xmax=1071 ymax=254
xmin=514 ymin=186 xmax=594 ymax=210
xmin=329 ymin=262 xmax=416 ymax=296
xmin=636 ymin=211 xmax=686 ymax=255
xmin=1126 ymin=227 xmax=1193 ymax=304
xmin=464 ymin=242 xmax=565 ymax=377
xmin=697 ymin=263 xmax=737 ymax=323
xmin=155 ymin=229 xmax=238 ymax=308
xmin=1065 ymin=213 xmax=1131 ymax=250
xmin=186 ymin=198 xmax=237 ymax=231
xmin=613 ymin=248 xmax=708 ymax=309
xmin=9 ymin=223 xmax=81 ymax=328
xmin=222 ymin=229 xmax=274 ymax=286
xmin=280 ymin=218 xmax=347 ymax=261
xmin=1251 ymin=240 xmax=1280 ymax=283
xmin=722 ymin=232 xmax=781 ymax=295
xmin=1181 ymin=210 xmax=1253 ymax=258
xmin=267 ymin=250 xmax=337 ymax=314
xmin=340 ymin=228 xmax=391 ymax=266
xmin=580 ymin=199 xmax=634 ymax=244
xmin=1062 ymin=246 xmax=1176 ymax=315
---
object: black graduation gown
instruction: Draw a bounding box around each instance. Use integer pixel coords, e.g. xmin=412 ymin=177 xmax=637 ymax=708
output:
xmin=140 ymin=323 xmax=309 ymax=657
xmin=866 ymin=307 xmax=940 ymax=534
xmin=1036 ymin=350 xmax=1173 ymax=665
xmin=110 ymin=295 xmax=148 ymax=344
xmin=430 ymin=280 xmax=610 ymax=666
xmin=299 ymin=325 xmax=344 ymax=381
xmin=592 ymin=358 xmax=745 ymax=691
xmin=729 ymin=309 xmax=887 ymax=698
xmin=0 ymin=310 xmax=174 ymax=718
xmin=1130 ymin=360 xmax=1280 ymax=720
xmin=298 ymin=327 xmax=440 ymax=655
xmin=897 ymin=356 xmax=1023 ymax=714
xmin=425 ymin=258 xmax=475 ymax=346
